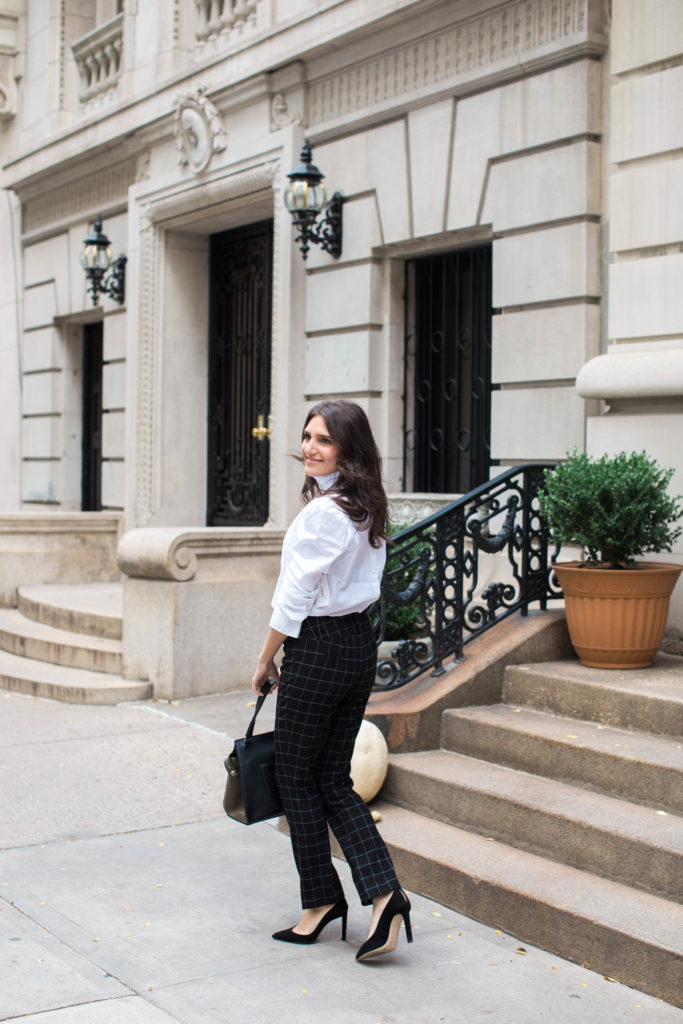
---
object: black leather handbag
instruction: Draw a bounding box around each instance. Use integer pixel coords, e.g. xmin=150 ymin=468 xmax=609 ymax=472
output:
xmin=223 ymin=687 xmax=282 ymax=825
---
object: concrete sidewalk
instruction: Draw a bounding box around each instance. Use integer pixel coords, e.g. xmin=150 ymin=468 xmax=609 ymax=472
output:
xmin=1 ymin=688 xmax=680 ymax=1024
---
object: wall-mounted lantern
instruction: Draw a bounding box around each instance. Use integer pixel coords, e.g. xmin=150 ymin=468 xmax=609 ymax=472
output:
xmin=284 ymin=139 xmax=343 ymax=261
xmin=79 ymin=215 xmax=127 ymax=306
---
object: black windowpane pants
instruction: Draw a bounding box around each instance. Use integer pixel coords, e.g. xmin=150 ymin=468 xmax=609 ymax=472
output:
xmin=274 ymin=612 xmax=399 ymax=908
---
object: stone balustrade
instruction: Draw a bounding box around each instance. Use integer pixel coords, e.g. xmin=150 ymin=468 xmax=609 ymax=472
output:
xmin=72 ymin=14 xmax=123 ymax=103
xmin=194 ymin=0 xmax=261 ymax=46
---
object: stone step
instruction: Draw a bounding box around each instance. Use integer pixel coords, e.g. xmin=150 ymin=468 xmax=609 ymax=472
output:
xmin=442 ymin=704 xmax=683 ymax=814
xmin=374 ymin=801 xmax=683 ymax=1008
xmin=0 ymin=648 xmax=151 ymax=704
xmin=18 ymin=583 xmax=122 ymax=640
xmin=503 ymin=657 xmax=683 ymax=738
xmin=383 ymin=750 xmax=683 ymax=902
xmin=0 ymin=608 xmax=122 ymax=674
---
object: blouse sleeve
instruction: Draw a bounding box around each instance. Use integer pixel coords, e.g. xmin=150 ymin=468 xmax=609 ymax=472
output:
xmin=270 ymin=499 xmax=351 ymax=637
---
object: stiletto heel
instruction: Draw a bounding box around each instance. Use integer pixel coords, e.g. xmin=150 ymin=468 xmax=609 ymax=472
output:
xmin=272 ymin=898 xmax=348 ymax=945
xmin=356 ymin=889 xmax=412 ymax=962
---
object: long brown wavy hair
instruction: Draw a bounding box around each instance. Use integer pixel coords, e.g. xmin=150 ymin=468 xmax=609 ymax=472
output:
xmin=300 ymin=399 xmax=388 ymax=548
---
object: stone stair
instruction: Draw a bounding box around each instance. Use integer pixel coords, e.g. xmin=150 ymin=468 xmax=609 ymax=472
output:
xmin=0 ymin=584 xmax=151 ymax=704
xmin=377 ymin=655 xmax=683 ymax=1007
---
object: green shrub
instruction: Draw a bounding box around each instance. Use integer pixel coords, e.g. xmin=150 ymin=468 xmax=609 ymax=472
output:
xmin=538 ymin=450 xmax=683 ymax=567
xmin=383 ymin=521 xmax=432 ymax=640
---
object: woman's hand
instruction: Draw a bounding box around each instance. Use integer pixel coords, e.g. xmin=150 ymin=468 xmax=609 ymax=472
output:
xmin=251 ymin=657 xmax=280 ymax=695
xmin=251 ymin=627 xmax=287 ymax=695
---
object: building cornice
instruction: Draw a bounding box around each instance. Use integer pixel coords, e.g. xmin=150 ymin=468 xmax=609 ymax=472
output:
xmin=3 ymin=0 xmax=606 ymax=198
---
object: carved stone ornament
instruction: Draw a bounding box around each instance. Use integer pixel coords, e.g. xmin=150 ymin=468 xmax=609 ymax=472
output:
xmin=0 ymin=53 xmax=17 ymax=121
xmin=270 ymin=92 xmax=302 ymax=132
xmin=173 ymin=87 xmax=227 ymax=173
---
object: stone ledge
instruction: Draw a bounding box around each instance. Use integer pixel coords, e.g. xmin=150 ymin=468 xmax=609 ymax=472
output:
xmin=117 ymin=527 xmax=286 ymax=582
xmin=577 ymin=347 xmax=683 ymax=400
xmin=0 ymin=512 xmax=122 ymax=534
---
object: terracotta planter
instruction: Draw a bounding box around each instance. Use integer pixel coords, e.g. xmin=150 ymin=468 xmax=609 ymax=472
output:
xmin=553 ymin=561 xmax=683 ymax=669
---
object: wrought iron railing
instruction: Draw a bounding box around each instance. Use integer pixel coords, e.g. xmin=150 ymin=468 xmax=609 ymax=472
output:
xmin=371 ymin=464 xmax=562 ymax=691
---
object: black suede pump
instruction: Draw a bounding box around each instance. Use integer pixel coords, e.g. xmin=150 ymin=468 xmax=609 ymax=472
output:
xmin=356 ymin=889 xmax=413 ymax=962
xmin=272 ymin=898 xmax=348 ymax=944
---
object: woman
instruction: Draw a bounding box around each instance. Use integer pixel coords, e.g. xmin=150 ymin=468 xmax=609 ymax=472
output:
xmin=251 ymin=398 xmax=412 ymax=962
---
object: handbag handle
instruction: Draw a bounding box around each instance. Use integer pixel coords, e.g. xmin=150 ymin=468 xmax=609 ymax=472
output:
xmin=244 ymin=681 xmax=274 ymax=742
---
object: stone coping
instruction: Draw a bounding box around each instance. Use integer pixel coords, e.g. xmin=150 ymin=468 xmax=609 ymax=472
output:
xmin=0 ymin=512 xmax=122 ymax=533
xmin=576 ymin=348 xmax=683 ymax=399
xmin=116 ymin=526 xmax=286 ymax=581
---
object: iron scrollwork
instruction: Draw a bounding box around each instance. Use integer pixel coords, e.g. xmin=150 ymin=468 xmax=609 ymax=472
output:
xmin=372 ymin=464 xmax=563 ymax=692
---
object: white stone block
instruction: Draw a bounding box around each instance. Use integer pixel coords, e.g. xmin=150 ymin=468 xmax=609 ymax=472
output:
xmin=493 ymin=223 xmax=601 ymax=308
xmin=305 ymin=263 xmax=382 ymax=333
xmin=101 ymin=459 xmax=125 ymax=509
xmin=482 ymin=141 xmax=601 ymax=232
xmin=102 ymin=410 xmax=125 ymax=459
xmin=103 ymin=361 xmax=126 ymax=410
xmin=21 ymin=327 xmax=61 ymax=373
xmin=21 ymin=460 xmax=60 ymax=504
xmin=408 ymin=99 xmax=454 ymax=237
xmin=610 ymin=156 xmax=683 ymax=251
xmin=22 ymin=370 xmax=62 ymax=416
xmin=611 ymin=0 xmax=683 ymax=74
xmin=305 ymin=330 xmax=382 ymax=396
xmin=612 ymin=66 xmax=683 ymax=164
xmin=491 ymin=386 xmax=585 ymax=461
xmin=315 ymin=131 xmax=370 ymax=200
xmin=447 ymin=89 xmax=500 ymax=230
xmin=368 ymin=120 xmax=410 ymax=244
xmin=24 ymin=282 xmax=57 ymax=331
xmin=21 ymin=415 xmax=60 ymax=459
xmin=103 ymin=312 xmax=127 ymax=362
xmin=448 ymin=62 xmax=601 ymax=230
xmin=492 ymin=304 xmax=600 ymax=384
xmin=500 ymin=60 xmax=602 ymax=151
xmin=609 ymin=254 xmax=683 ymax=340
xmin=305 ymin=194 xmax=382 ymax=269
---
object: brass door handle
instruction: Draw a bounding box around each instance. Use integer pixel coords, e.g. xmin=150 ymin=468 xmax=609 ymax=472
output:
xmin=251 ymin=414 xmax=272 ymax=441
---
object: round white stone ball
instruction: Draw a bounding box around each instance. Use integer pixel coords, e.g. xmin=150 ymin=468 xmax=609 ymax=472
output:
xmin=351 ymin=720 xmax=389 ymax=803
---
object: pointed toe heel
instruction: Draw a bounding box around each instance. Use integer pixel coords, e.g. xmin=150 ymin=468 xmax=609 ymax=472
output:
xmin=272 ymin=898 xmax=348 ymax=945
xmin=356 ymin=889 xmax=412 ymax=962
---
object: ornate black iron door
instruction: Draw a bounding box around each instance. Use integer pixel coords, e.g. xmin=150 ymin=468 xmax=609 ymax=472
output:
xmin=207 ymin=221 xmax=273 ymax=526
xmin=82 ymin=321 xmax=103 ymax=511
xmin=404 ymin=245 xmax=492 ymax=494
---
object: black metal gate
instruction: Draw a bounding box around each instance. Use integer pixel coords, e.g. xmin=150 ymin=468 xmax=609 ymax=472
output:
xmin=82 ymin=321 xmax=103 ymax=511
xmin=207 ymin=220 xmax=273 ymax=526
xmin=404 ymin=245 xmax=492 ymax=494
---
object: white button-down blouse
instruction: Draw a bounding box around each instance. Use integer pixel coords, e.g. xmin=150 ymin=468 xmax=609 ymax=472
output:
xmin=270 ymin=473 xmax=387 ymax=638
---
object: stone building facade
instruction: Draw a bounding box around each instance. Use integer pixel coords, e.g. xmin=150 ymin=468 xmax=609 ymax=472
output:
xmin=1 ymin=0 xmax=682 ymax=693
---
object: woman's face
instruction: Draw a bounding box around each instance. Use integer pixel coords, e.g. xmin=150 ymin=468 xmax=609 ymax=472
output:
xmin=302 ymin=414 xmax=341 ymax=477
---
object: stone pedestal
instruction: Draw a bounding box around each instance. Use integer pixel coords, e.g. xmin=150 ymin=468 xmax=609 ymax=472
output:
xmin=117 ymin=527 xmax=284 ymax=698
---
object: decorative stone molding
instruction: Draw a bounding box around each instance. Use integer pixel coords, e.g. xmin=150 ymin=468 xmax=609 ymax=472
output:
xmin=174 ymin=87 xmax=227 ymax=173
xmin=132 ymin=161 xmax=280 ymax=526
xmin=21 ymin=158 xmax=138 ymax=235
xmin=576 ymin=348 xmax=683 ymax=400
xmin=388 ymin=493 xmax=461 ymax=526
xmin=270 ymin=92 xmax=302 ymax=132
xmin=134 ymin=210 xmax=158 ymax=526
xmin=308 ymin=0 xmax=599 ymax=127
xmin=0 ymin=13 xmax=18 ymax=121
xmin=117 ymin=527 xmax=285 ymax=581
xmin=72 ymin=14 xmax=124 ymax=103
